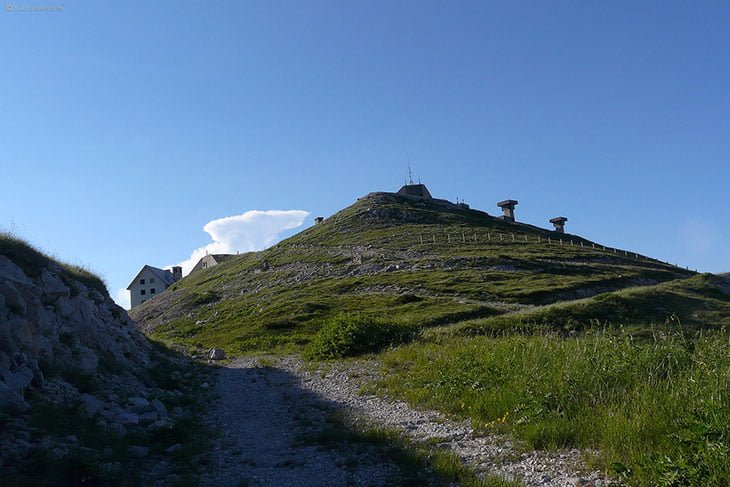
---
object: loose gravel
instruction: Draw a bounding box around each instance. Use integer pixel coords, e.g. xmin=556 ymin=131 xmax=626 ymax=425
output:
xmin=203 ymin=356 xmax=611 ymax=486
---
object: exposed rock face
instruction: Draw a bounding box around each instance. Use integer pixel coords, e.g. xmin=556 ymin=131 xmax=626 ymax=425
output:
xmin=0 ymin=256 xmax=151 ymax=413
xmin=0 ymin=253 xmax=169 ymax=473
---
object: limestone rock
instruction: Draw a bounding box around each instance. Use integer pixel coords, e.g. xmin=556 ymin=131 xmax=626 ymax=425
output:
xmin=76 ymin=347 xmax=99 ymax=376
xmin=128 ymin=397 xmax=152 ymax=413
xmin=138 ymin=411 xmax=159 ymax=425
xmin=81 ymin=393 xmax=105 ymax=416
xmin=3 ymin=365 xmax=34 ymax=394
xmin=208 ymin=348 xmax=226 ymax=360
xmin=151 ymin=398 xmax=168 ymax=417
xmin=117 ymin=412 xmax=140 ymax=426
xmin=0 ymin=256 xmax=34 ymax=286
xmin=0 ymin=381 xmax=30 ymax=413
xmin=0 ymin=283 xmax=26 ymax=315
xmin=40 ymin=269 xmax=70 ymax=301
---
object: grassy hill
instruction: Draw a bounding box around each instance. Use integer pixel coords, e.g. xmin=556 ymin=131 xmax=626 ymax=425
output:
xmin=130 ymin=192 xmax=730 ymax=485
xmin=130 ymin=191 xmax=716 ymax=355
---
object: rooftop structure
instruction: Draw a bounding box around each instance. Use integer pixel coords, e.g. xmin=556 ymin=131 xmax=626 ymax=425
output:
xmin=190 ymin=254 xmax=234 ymax=274
xmin=397 ymin=183 xmax=432 ymax=199
xmin=497 ymin=199 xmax=518 ymax=222
xmin=550 ymin=216 xmax=568 ymax=233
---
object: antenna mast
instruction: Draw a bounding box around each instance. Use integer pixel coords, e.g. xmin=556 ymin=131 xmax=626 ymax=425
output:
xmin=407 ymin=153 xmax=414 ymax=185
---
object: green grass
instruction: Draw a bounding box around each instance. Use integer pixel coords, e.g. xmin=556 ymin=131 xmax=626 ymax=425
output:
xmin=436 ymin=274 xmax=730 ymax=338
xmin=134 ymin=192 xmax=695 ymax=356
xmin=374 ymin=327 xmax=730 ymax=486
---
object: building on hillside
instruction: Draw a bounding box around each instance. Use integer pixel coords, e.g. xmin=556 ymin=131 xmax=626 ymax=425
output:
xmin=190 ymin=254 xmax=234 ymax=274
xmin=396 ymin=183 xmax=432 ymax=199
xmin=127 ymin=265 xmax=182 ymax=308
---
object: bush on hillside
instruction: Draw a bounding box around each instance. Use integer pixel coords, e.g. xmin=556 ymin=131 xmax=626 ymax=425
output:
xmin=304 ymin=314 xmax=415 ymax=359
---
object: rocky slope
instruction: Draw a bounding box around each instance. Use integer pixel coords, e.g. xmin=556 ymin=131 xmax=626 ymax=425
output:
xmin=0 ymin=236 xmax=210 ymax=484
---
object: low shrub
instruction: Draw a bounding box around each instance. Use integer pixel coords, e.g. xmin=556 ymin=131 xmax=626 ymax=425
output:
xmin=304 ymin=314 xmax=416 ymax=359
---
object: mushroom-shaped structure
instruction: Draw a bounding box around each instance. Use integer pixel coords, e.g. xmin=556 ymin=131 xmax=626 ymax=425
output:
xmin=549 ymin=216 xmax=568 ymax=233
xmin=497 ymin=200 xmax=518 ymax=222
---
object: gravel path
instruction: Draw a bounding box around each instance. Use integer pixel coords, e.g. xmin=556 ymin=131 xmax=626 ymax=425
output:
xmin=204 ymin=356 xmax=610 ymax=486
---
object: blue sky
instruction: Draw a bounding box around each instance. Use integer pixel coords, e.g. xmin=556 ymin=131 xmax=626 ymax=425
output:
xmin=2 ymin=1 xmax=729 ymax=308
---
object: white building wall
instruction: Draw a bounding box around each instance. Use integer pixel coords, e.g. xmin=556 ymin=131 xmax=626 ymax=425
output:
xmin=129 ymin=269 xmax=171 ymax=308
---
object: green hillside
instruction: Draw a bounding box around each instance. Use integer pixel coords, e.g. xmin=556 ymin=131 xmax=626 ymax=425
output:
xmin=130 ymin=191 xmax=714 ymax=355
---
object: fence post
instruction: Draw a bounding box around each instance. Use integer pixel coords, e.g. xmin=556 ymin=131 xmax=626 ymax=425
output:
xmin=511 ymin=233 xmax=515 ymax=242
xmin=580 ymin=242 xmax=583 ymax=248
xmin=524 ymin=235 xmax=528 ymax=242
xmin=420 ymin=235 xmax=423 ymax=245
xmin=462 ymin=233 xmax=465 ymax=242
xmin=488 ymin=233 xmax=491 ymax=241
xmin=499 ymin=234 xmax=503 ymax=241
xmin=433 ymin=235 xmax=436 ymax=244
xmin=473 ymin=233 xmax=477 ymax=242
xmin=448 ymin=234 xmax=451 ymax=243
xmin=571 ymin=240 xmax=574 ymax=246
xmin=560 ymin=239 xmax=563 ymax=246
xmin=538 ymin=236 xmax=541 ymax=243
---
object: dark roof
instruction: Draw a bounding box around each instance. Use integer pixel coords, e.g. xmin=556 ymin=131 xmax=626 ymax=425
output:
xmin=497 ymin=199 xmax=518 ymax=208
xmin=209 ymin=254 xmax=234 ymax=263
xmin=126 ymin=265 xmax=176 ymax=290
xmin=397 ymin=184 xmax=432 ymax=199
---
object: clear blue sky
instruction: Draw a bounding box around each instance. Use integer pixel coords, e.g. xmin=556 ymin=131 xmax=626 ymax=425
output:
xmin=2 ymin=1 xmax=729 ymax=307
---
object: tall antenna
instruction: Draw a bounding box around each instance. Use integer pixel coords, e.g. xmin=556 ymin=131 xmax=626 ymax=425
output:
xmin=407 ymin=153 xmax=414 ymax=185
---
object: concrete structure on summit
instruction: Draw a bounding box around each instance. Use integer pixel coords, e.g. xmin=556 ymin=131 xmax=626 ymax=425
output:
xmin=397 ymin=183 xmax=432 ymax=199
xmin=126 ymin=265 xmax=182 ymax=308
xmin=550 ymin=216 xmax=568 ymax=233
xmin=497 ymin=200 xmax=518 ymax=222
xmin=314 ymin=216 xmax=324 ymax=224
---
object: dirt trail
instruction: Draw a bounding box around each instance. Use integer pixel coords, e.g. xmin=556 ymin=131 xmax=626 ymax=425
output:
xmin=203 ymin=356 xmax=609 ymax=486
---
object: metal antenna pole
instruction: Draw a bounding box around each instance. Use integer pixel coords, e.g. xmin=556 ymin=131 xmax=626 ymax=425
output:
xmin=407 ymin=153 xmax=414 ymax=184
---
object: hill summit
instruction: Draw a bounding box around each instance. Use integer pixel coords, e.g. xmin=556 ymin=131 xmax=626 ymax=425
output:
xmin=131 ymin=191 xmax=728 ymax=355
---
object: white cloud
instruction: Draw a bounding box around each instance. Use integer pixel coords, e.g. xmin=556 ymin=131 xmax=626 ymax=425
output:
xmin=175 ymin=209 xmax=310 ymax=275
xmin=115 ymin=287 xmax=131 ymax=310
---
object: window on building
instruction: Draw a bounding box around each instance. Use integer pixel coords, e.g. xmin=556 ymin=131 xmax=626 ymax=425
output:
xmin=151 ymin=288 xmax=156 ymax=294
xmin=203 ymin=262 xmax=207 ymax=268
xmin=140 ymin=289 xmax=146 ymax=295
xmin=150 ymin=277 xmax=155 ymax=283
xmin=140 ymin=278 xmax=145 ymax=285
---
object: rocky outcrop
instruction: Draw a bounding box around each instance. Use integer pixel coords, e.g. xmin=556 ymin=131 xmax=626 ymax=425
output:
xmin=0 ymin=255 xmax=151 ymax=414
xmin=0 ymin=249 xmax=207 ymax=482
